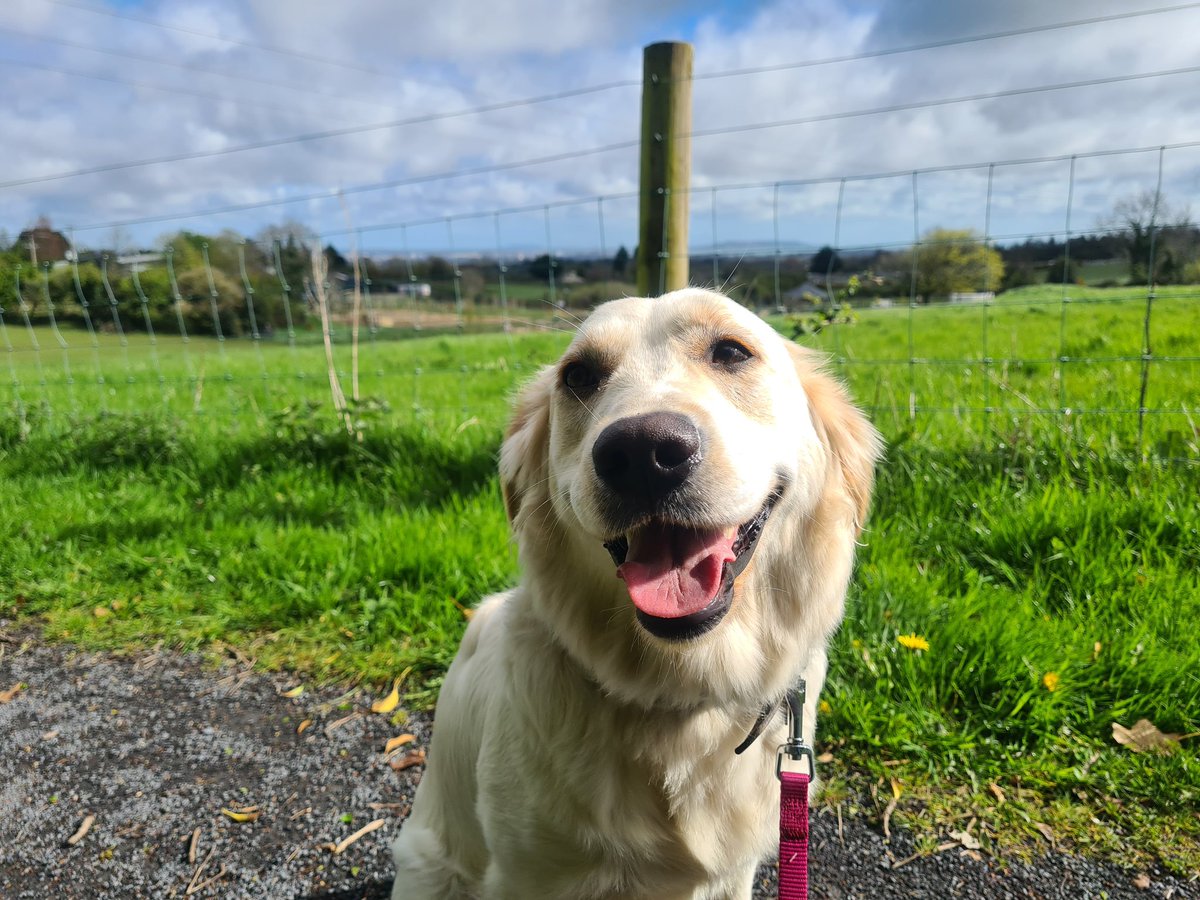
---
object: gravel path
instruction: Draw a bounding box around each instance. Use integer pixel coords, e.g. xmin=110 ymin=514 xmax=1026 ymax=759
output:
xmin=0 ymin=633 xmax=1193 ymax=899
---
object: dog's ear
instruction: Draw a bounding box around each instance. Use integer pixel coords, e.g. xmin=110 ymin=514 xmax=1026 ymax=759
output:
xmin=787 ymin=343 xmax=883 ymax=534
xmin=500 ymin=365 xmax=555 ymax=530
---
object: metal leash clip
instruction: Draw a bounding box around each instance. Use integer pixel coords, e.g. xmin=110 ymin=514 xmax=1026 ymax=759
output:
xmin=775 ymin=679 xmax=814 ymax=780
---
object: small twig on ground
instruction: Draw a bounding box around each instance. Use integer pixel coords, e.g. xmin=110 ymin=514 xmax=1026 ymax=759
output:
xmin=892 ymin=841 xmax=958 ymax=870
xmin=66 ymin=814 xmax=95 ymax=846
xmin=185 ymin=846 xmax=215 ymax=895
xmin=323 ymin=818 xmax=386 ymax=855
xmin=324 ymin=711 xmax=360 ymax=737
xmin=368 ymin=802 xmax=410 ymax=813
xmin=882 ymin=798 xmax=897 ymax=840
xmin=186 ymin=864 xmax=227 ymax=896
xmin=837 ymin=803 xmax=844 ymax=846
xmin=187 ymin=827 xmax=201 ymax=865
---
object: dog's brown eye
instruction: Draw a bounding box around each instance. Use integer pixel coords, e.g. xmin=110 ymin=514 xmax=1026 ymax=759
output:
xmin=562 ymin=362 xmax=600 ymax=393
xmin=711 ymin=339 xmax=752 ymax=367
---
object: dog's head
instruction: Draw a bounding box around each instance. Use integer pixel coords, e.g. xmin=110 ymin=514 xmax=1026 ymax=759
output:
xmin=501 ymin=289 xmax=881 ymax=708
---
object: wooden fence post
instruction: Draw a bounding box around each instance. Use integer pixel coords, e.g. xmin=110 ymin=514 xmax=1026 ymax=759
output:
xmin=637 ymin=41 xmax=693 ymax=297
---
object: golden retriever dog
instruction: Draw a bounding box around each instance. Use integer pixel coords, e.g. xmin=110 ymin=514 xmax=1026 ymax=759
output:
xmin=391 ymin=288 xmax=881 ymax=899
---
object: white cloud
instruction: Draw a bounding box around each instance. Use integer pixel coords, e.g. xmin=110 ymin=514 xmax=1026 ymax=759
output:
xmin=1 ymin=0 xmax=1198 ymax=255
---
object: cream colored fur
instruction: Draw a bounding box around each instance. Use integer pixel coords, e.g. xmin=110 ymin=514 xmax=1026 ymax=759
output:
xmin=391 ymin=289 xmax=881 ymax=900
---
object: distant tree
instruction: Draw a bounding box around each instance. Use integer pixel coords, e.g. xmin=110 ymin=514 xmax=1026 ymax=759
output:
xmin=1102 ymin=190 xmax=1196 ymax=284
xmin=809 ymin=245 xmax=842 ymax=276
xmin=1045 ymin=256 xmax=1080 ymax=285
xmin=256 ymin=221 xmax=318 ymax=251
xmin=422 ymin=256 xmax=453 ymax=281
xmin=906 ymin=228 xmax=1004 ymax=299
xmin=613 ymin=245 xmax=630 ymax=276
xmin=528 ymin=254 xmax=561 ymax=283
xmin=1000 ymin=261 xmax=1039 ymax=292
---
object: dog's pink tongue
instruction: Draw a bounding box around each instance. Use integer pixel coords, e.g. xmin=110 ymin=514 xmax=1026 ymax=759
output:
xmin=616 ymin=524 xmax=736 ymax=619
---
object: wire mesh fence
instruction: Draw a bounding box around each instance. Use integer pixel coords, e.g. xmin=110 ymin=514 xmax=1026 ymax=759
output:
xmin=2 ymin=140 xmax=1198 ymax=460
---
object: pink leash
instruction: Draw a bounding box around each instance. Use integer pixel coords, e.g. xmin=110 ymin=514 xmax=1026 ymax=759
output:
xmin=778 ymin=770 xmax=810 ymax=900
xmin=776 ymin=684 xmax=813 ymax=900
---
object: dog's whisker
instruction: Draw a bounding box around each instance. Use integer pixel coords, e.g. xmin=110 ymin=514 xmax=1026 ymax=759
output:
xmin=508 ymin=317 xmax=576 ymax=334
xmin=568 ymin=388 xmax=601 ymax=423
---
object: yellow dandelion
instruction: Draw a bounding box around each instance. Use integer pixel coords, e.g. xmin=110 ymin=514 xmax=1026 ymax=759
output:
xmin=818 ymin=700 xmax=832 ymax=715
xmin=897 ymin=633 xmax=930 ymax=652
xmin=1042 ymin=672 xmax=1060 ymax=692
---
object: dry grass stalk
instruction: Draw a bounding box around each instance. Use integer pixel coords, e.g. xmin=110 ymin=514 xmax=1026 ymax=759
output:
xmin=337 ymin=191 xmax=364 ymax=403
xmin=309 ymin=247 xmax=353 ymax=435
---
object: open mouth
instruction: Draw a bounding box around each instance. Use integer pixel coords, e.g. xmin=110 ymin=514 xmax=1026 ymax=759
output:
xmin=603 ymin=487 xmax=783 ymax=641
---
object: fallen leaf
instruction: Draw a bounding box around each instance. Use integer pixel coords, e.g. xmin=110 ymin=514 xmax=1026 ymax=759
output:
xmin=41 ymin=730 xmax=60 ymax=741
xmin=0 ymin=683 xmax=25 ymax=703
xmin=1132 ymin=873 xmax=1151 ymax=890
xmin=384 ymin=734 xmax=416 ymax=755
xmin=221 ymin=806 xmax=261 ymax=823
xmin=988 ymin=782 xmax=1006 ymax=804
xmin=889 ymin=777 xmax=903 ymax=800
xmin=388 ymin=749 xmax=426 ymax=772
xmin=816 ymin=751 xmax=834 ymax=764
xmin=279 ymin=685 xmax=304 ymax=699
xmin=296 ymin=719 xmax=313 ymax=735
xmin=66 ymin=814 xmax=95 ymax=846
xmin=1092 ymin=641 xmax=1102 ymax=660
xmin=1112 ymin=719 xmax=1181 ymax=754
xmin=370 ymin=676 xmax=404 ymax=714
xmin=1033 ymin=822 xmax=1054 ymax=843
xmin=948 ymin=829 xmax=981 ymax=850
xmin=92 ymin=606 xmax=110 ymax=619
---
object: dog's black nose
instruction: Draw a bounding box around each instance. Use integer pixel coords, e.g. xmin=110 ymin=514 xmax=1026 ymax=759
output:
xmin=592 ymin=412 xmax=702 ymax=501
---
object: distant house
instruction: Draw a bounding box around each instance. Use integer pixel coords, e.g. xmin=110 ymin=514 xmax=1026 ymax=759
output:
xmin=948 ymin=291 xmax=995 ymax=304
xmin=781 ymin=280 xmax=830 ymax=306
xmin=332 ymin=273 xmax=431 ymax=298
xmin=16 ymin=222 xmax=71 ymax=263
xmin=398 ymin=282 xmax=432 ymax=298
xmin=116 ymin=251 xmax=164 ymax=272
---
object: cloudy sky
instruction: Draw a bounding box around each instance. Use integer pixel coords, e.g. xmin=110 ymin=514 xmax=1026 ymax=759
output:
xmin=3 ymin=0 xmax=1200 ymax=257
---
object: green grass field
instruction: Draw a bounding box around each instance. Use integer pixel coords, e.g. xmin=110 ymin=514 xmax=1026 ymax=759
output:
xmin=1 ymin=285 xmax=1197 ymax=873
